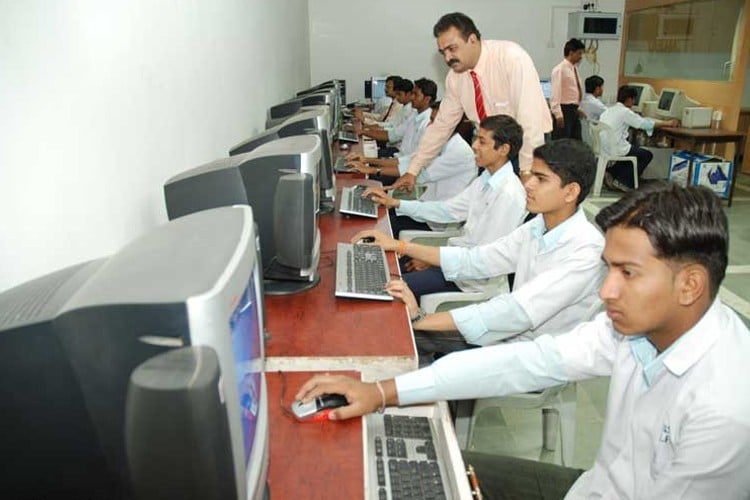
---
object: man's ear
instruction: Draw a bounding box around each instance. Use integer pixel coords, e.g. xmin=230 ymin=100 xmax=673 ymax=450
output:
xmin=675 ymin=264 xmax=710 ymax=307
xmin=564 ymin=182 xmax=581 ymax=204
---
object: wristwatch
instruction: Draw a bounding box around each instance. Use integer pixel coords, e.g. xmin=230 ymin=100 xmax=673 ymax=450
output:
xmin=411 ymin=308 xmax=427 ymax=324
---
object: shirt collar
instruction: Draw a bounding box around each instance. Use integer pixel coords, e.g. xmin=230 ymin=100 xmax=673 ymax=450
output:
xmin=472 ymin=40 xmax=490 ymax=75
xmin=415 ymin=107 xmax=431 ymax=126
xmin=480 ymin=161 xmax=514 ymax=190
xmin=529 ymin=206 xmax=586 ymax=252
xmin=629 ymin=298 xmax=724 ymax=386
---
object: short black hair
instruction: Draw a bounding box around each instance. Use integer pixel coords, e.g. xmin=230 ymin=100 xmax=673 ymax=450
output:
xmin=393 ymin=78 xmax=414 ymax=93
xmin=564 ymin=38 xmax=585 ymax=56
xmin=532 ymin=139 xmax=596 ymax=205
xmin=479 ymin=115 xmax=524 ymax=160
xmin=385 ymin=75 xmax=401 ymax=84
xmin=433 ymin=12 xmax=481 ymax=40
xmin=414 ymin=78 xmax=438 ymax=103
xmin=617 ymin=85 xmax=638 ymax=103
xmin=595 ymin=182 xmax=728 ymax=298
xmin=585 ymin=75 xmax=604 ymax=94
xmin=430 ymin=100 xmax=441 ymax=111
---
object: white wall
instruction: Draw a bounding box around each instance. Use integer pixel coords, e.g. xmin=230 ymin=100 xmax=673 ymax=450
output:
xmin=0 ymin=0 xmax=310 ymax=292
xmin=309 ymin=0 xmax=625 ymax=104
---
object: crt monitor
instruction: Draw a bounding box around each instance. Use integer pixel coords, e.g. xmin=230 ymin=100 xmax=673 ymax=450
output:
xmin=164 ymin=135 xmax=322 ymax=295
xmin=655 ymin=88 xmax=699 ymax=120
xmin=229 ymin=107 xmax=336 ymax=211
xmin=0 ymin=206 xmax=269 ymax=500
xmin=627 ymin=82 xmax=658 ymax=113
xmin=297 ymin=79 xmax=346 ymax=105
xmin=371 ymin=77 xmax=388 ymax=101
xmin=266 ymin=89 xmax=337 ymax=129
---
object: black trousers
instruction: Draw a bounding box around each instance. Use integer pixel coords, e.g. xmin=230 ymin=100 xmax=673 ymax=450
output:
xmin=608 ymin=145 xmax=653 ymax=188
xmin=552 ymin=104 xmax=581 ymax=140
xmin=462 ymin=451 xmax=584 ymax=500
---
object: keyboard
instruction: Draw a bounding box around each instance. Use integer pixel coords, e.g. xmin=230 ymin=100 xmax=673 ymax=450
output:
xmin=334 ymin=156 xmax=355 ymax=173
xmin=335 ymin=243 xmax=393 ymax=301
xmin=339 ymin=185 xmax=378 ymax=218
xmin=366 ymin=414 xmax=452 ymax=500
xmin=338 ymin=131 xmax=360 ymax=143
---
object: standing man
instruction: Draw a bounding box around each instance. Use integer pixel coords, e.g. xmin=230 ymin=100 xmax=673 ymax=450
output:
xmin=580 ymin=75 xmax=607 ymax=121
xmin=550 ymin=38 xmax=585 ymax=139
xmin=390 ymin=12 xmax=552 ymax=192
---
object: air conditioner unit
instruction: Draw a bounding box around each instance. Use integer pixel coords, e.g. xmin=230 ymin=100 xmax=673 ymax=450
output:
xmin=568 ymin=12 xmax=622 ymax=40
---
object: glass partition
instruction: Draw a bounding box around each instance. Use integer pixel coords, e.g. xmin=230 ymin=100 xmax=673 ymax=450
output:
xmin=623 ymin=0 xmax=745 ymax=81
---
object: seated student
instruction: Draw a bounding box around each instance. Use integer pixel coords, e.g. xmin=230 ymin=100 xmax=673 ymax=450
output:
xmin=361 ymin=77 xmax=415 ymax=133
xmin=361 ymin=115 xmax=528 ymax=303
xmin=357 ymin=78 xmax=436 ymax=154
xmin=348 ymin=101 xmax=476 ymax=202
xmin=599 ymin=85 xmax=678 ymax=192
xmin=579 ymin=75 xmax=606 ymax=121
xmin=356 ymin=75 xmax=402 ymax=125
xmin=354 ymin=140 xmax=604 ymax=356
xmin=296 ymin=183 xmax=750 ymax=500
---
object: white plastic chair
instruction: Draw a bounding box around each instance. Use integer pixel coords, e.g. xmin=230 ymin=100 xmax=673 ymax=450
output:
xmin=588 ymin=120 xmax=639 ymax=196
xmin=421 ymin=294 xmax=604 ymax=466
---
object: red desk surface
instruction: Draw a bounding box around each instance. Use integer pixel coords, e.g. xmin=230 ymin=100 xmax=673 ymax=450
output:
xmin=266 ymin=371 xmax=364 ymax=500
xmin=265 ymin=176 xmax=415 ymax=359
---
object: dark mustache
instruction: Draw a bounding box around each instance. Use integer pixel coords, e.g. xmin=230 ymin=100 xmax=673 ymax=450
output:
xmin=447 ymin=58 xmax=459 ymax=66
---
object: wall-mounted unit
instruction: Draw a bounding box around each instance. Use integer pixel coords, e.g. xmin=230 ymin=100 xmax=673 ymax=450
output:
xmin=568 ymin=12 xmax=622 ymax=39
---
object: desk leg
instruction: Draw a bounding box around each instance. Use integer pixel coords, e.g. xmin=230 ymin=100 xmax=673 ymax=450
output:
xmin=728 ymin=136 xmax=745 ymax=207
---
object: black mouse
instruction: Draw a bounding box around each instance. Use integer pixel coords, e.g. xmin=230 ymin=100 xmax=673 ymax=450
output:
xmin=291 ymin=393 xmax=348 ymax=421
xmin=359 ymin=236 xmax=376 ymax=243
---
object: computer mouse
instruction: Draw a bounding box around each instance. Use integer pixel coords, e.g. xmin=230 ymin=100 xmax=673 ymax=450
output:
xmin=291 ymin=393 xmax=348 ymax=422
xmin=359 ymin=236 xmax=376 ymax=244
xmin=339 ymin=143 xmax=350 ymax=150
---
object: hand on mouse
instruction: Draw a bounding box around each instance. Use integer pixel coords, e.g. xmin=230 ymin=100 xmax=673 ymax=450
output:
xmin=350 ymin=230 xmax=398 ymax=252
xmin=361 ymin=187 xmax=399 ymax=208
xmin=294 ymin=374 xmax=389 ymax=420
xmin=403 ymin=258 xmax=431 ymax=272
xmin=387 ymin=173 xmax=416 ymax=193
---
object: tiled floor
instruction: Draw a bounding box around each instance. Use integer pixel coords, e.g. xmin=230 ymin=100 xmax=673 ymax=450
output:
xmin=467 ymin=173 xmax=750 ymax=470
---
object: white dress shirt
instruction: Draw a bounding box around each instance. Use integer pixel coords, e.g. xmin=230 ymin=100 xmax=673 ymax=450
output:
xmin=579 ymin=93 xmax=607 ymax=121
xmin=395 ymin=299 xmax=750 ymax=499
xmin=599 ymin=102 xmax=655 ymax=157
xmin=397 ymin=164 xmax=527 ymax=295
xmin=401 ymin=134 xmax=477 ymax=203
xmin=389 ymin=107 xmax=431 ymax=153
xmin=372 ymin=95 xmax=392 ymax=114
xmin=439 ymin=208 xmax=605 ymax=344
xmin=408 ymin=40 xmax=552 ymax=174
xmin=381 ymin=102 xmax=414 ymax=130
xmin=364 ymin=100 xmax=403 ymax=125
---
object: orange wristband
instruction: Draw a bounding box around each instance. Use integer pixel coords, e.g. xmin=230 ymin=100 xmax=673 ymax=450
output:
xmin=398 ymin=240 xmax=407 ymax=256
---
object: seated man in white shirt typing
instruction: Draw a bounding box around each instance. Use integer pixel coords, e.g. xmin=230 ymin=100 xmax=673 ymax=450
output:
xmin=360 ymin=77 xmax=415 ymax=140
xmin=599 ymin=85 xmax=678 ymax=192
xmin=348 ymin=101 xmax=476 ymax=202
xmin=356 ymin=140 xmax=604 ymax=358
xmin=361 ymin=115 xmax=527 ymax=302
xmin=296 ymin=182 xmax=750 ymax=500
xmin=355 ymin=75 xmax=402 ymax=125
xmin=579 ymin=75 xmax=606 ymax=121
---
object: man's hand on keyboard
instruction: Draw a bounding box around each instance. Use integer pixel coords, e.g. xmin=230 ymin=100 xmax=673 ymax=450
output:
xmin=345 ymin=152 xmax=364 ymax=161
xmin=294 ymin=374 xmax=384 ymax=420
xmin=348 ymin=161 xmax=377 ymax=175
xmin=385 ymin=279 xmax=419 ymax=318
xmin=351 ymin=230 xmax=398 ymax=252
xmin=361 ymin=187 xmax=399 ymax=208
xmin=387 ymin=172 xmax=416 ymax=193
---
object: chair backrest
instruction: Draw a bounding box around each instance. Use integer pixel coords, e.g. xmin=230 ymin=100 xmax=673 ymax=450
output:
xmin=587 ymin=120 xmax=603 ymax=156
xmin=580 ymin=117 xmax=593 ymax=148
xmin=590 ymin=120 xmax=618 ymax=158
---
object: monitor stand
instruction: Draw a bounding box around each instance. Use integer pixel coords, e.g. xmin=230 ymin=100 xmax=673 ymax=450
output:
xmin=264 ymin=274 xmax=321 ymax=295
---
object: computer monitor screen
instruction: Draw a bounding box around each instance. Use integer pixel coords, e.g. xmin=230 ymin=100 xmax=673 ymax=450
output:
xmin=627 ymin=83 xmax=658 ymax=113
xmin=540 ymin=79 xmax=552 ymax=100
xmin=164 ymin=135 xmax=322 ymax=295
xmin=371 ymin=77 xmax=388 ymax=101
xmin=658 ymin=90 xmax=676 ymax=111
xmin=0 ymin=206 xmax=270 ymax=499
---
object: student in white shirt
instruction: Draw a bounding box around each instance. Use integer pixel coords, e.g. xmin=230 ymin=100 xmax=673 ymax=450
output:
xmin=599 ymin=85 xmax=678 ymax=191
xmin=296 ymin=183 xmax=750 ymax=500
xmin=360 ymin=115 xmax=528 ymax=303
xmin=579 ymin=75 xmax=606 ymax=121
xmin=349 ymin=101 xmax=476 ymax=205
xmin=356 ymin=75 xmax=402 ymax=124
xmin=363 ymin=77 xmax=415 ymax=132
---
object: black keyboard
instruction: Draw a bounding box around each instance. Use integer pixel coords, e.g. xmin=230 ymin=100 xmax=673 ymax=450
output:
xmin=335 ymin=243 xmax=392 ymax=300
xmin=369 ymin=415 xmax=449 ymax=500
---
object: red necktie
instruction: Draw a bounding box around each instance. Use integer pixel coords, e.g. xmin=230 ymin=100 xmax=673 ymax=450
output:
xmin=469 ymin=70 xmax=487 ymax=121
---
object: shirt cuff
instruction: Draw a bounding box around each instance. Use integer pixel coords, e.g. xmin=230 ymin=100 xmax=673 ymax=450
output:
xmin=395 ymin=367 xmax=438 ymax=406
xmin=449 ymin=304 xmax=488 ymax=343
xmin=395 ymin=200 xmax=417 ymax=217
xmin=398 ymin=155 xmax=410 ymax=175
xmin=439 ymin=246 xmax=464 ymax=280
xmin=643 ymin=119 xmax=656 ymax=136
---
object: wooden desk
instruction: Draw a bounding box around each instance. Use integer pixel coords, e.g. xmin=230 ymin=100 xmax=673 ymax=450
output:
xmin=266 ymin=371 xmax=364 ymax=500
xmin=265 ymin=175 xmax=418 ymax=379
xmin=659 ymin=127 xmax=746 ymax=206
